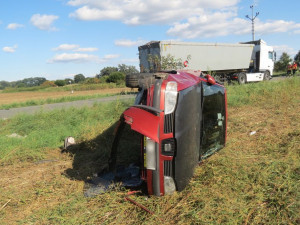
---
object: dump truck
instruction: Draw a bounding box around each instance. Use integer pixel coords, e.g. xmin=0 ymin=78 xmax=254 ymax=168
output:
xmin=138 ymin=39 xmax=276 ymax=84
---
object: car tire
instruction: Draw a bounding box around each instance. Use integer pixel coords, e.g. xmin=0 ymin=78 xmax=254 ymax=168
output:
xmin=125 ymin=74 xmax=139 ymax=88
xmin=238 ymin=72 xmax=247 ymax=84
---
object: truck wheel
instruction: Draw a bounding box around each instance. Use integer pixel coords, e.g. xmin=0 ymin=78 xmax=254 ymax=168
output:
xmin=214 ymin=74 xmax=224 ymax=84
xmin=238 ymin=73 xmax=247 ymax=84
xmin=125 ymin=74 xmax=139 ymax=88
xmin=263 ymin=71 xmax=271 ymax=80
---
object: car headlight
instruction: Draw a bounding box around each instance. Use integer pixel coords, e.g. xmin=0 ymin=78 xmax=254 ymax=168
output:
xmin=164 ymin=81 xmax=178 ymax=114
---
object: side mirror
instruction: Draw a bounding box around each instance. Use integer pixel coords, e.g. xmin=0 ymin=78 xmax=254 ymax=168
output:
xmin=205 ymin=74 xmax=216 ymax=85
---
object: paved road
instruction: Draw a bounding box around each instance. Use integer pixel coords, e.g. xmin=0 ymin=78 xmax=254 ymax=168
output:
xmin=0 ymin=95 xmax=135 ymax=119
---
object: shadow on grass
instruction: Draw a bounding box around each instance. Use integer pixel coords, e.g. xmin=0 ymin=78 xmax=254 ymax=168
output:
xmin=62 ymin=121 xmax=142 ymax=183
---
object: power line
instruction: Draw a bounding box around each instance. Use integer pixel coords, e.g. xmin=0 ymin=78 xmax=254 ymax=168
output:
xmin=246 ymin=5 xmax=259 ymax=41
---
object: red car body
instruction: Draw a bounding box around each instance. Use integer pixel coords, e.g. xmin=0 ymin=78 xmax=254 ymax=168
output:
xmin=110 ymin=70 xmax=227 ymax=196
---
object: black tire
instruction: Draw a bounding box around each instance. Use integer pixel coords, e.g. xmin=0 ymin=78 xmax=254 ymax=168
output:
xmin=125 ymin=74 xmax=139 ymax=88
xmin=238 ymin=72 xmax=247 ymax=84
xmin=263 ymin=71 xmax=271 ymax=80
xmin=126 ymin=73 xmax=156 ymax=88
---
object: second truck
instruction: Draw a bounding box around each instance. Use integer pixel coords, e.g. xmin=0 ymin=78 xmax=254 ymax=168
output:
xmin=138 ymin=39 xmax=276 ymax=84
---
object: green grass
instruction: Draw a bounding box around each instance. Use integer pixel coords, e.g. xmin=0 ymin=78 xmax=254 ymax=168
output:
xmin=273 ymin=70 xmax=300 ymax=77
xmin=0 ymin=99 xmax=133 ymax=164
xmin=0 ymin=77 xmax=299 ymax=224
xmin=226 ymin=76 xmax=300 ymax=107
xmin=0 ymin=91 xmax=135 ymax=110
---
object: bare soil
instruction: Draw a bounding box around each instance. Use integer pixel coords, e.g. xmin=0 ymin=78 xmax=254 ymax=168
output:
xmin=0 ymin=88 xmax=133 ymax=105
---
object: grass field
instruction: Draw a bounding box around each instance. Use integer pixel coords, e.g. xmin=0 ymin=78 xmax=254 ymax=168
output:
xmin=0 ymin=77 xmax=299 ymax=224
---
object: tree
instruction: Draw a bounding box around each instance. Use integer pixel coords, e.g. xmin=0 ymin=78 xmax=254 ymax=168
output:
xmin=274 ymin=52 xmax=292 ymax=72
xmin=0 ymin=81 xmax=11 ymax=90
xmin=107 ymin=71 xmax=125 ymax=83
xmin=97 ymin=67 xmax=118 ymax=78
xmin=118 ymin=64 xmax=138 ymax=75
xmin=22 ymin=77 xmax=46 ymax=87
xmin=294 ymin=50 xmax=300 ymax=65
xmin=74 ymin=74 xmax=85 ymax=83
xmin=83 ymin=77 xmax=100 ymax=84
xmin=64 ymin=78 xmax=74 ymax=85
xmin=54 ymin=80 xmax=66 ymax=86
xmin=9 ymin=77 xmax=47 ymax=88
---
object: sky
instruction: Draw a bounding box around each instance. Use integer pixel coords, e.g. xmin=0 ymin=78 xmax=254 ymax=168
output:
xmin=1 ymin=0 xmax=300 ymax=82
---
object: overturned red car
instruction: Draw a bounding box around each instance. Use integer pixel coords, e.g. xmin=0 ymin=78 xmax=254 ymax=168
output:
xmin=109 ymin=70 xmax=227 ymax=196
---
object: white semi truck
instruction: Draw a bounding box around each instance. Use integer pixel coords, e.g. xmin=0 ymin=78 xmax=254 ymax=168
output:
xmin=138 ymin=39 xmax=276 ymax=84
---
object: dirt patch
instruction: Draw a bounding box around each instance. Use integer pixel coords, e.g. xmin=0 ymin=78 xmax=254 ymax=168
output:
xmin=0 ymin=150 xmax=82 ymax=224
xmin=0 ymin=88 xmax=134 ymax=105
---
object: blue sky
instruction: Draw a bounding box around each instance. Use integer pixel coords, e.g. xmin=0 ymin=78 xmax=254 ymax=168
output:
xmin=1 ymin=0 xmax=300 ymax=82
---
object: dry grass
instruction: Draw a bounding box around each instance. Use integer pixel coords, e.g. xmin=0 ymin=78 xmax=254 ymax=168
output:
xmin=0 ymin=102 xmax=299 ymax=224
xmin=0 ymin=78 xmax=299 ymax=224
xmin=0 ymin=87 xmax=133 ymax=105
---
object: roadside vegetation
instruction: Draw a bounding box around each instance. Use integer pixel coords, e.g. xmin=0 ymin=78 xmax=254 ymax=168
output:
xmin=0 ymin=77 xmax=299 ymax=224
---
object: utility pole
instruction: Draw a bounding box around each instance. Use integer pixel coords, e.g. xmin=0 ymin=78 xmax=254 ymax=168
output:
xmin=246 ymin=5 xmax=259 ymax=41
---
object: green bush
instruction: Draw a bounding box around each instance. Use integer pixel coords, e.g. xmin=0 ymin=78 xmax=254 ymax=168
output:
xmin=107 ymin=72 xmax=125 ymax=83
xmin=83 ymin=78 xmax=100 ymax=84
xmin=54 ymin=80 xmax=66 ymax=86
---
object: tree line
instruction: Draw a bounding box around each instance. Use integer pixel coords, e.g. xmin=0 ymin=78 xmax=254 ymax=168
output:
xmin=0 ymin=64 xmax=138 ymax=90
xmin=274 ymin=50 xmax=300 ymax=72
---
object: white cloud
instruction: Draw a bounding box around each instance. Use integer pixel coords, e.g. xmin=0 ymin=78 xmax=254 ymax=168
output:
xmin=68 ymin=0 xmax=239 ymax=25
xmin=48 ymin=53 xmax=100 ymax=63
xmin=30 ymin=14 xmax=59 ymax=31
xmin=102 ymin=54 xmax=120 ymax=60
xmin=53 ymin=44 xmax=80 ymax=51
xmin=48 ymin=53 xmax=119 ymax=63
xmin=115 ymin=39 xmax=147 ymax=47
xmin=53 ymin=44 xmax=98 ymax=52
xmin=67 ymin=0 xmax=300 ymax=39
xmin=273 ymin=45 xmax=298 ymax=58
xmin=167 ymin=14 xmax=300 ymax=39
xmin=7 ymin=23 xmax=24 ymax=30
xmin=76 ymin=47 xmax=98 ymax=52
xmin=2 ymin=45 xmax=18 ymax=53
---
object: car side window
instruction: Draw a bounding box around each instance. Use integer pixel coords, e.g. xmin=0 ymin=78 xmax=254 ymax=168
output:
xmin=200 ymin=83 xmax=226 ymax=159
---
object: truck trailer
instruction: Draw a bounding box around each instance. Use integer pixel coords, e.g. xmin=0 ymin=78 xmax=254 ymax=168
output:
xmin=138 ymin=39 xmax=276 ymax=84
